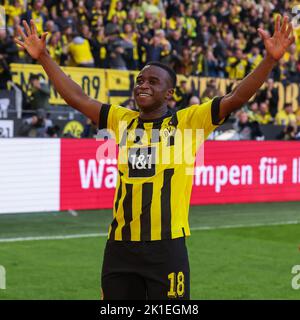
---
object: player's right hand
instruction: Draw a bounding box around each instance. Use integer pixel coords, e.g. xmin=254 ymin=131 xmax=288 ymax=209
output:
xmin=14 ymin=20 xmax=48 ymax=60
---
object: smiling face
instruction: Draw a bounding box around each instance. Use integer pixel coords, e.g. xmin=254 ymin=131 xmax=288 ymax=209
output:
xmin=133 ymin=65 xmax=174 ymax=112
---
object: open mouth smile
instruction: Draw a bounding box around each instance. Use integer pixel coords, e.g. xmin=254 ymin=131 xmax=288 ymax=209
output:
xmin=138 ymin=93 xmax=152 ymax=97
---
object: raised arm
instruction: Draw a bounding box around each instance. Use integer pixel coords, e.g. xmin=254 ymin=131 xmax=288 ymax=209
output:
xmin=14 ymin=20 xmax=102 ymax=126
xmin=219 ymin=15 xmax=295 ymax=119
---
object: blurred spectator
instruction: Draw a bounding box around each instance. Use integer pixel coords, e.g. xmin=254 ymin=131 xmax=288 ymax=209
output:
xmin=233 ymin=111 xmax=263 ymax=140
xmin=120 ymin=23 xmax=139 ymax=70
xmin=0 ymin=56 xmax=11 ymax=90
xmin=59 ymin=26 xmax=74 ymax=60
xmin=182 ymin=5 xmax=197 ymax=39
xmin=276 ymin=121 xmax=298 ymax=141
xmin=173 ymin=47 xmax=193 ymax=76
xmin=45 ymin=19 xmax=58 ymax=37
xmin=68 ymin=34 xmax=95 ymax=67
xmin=284 ymin=44 xmax=298 ymax=82
xmin=275 ymin=103 xmax=297 ymax=126
xmin=122 ymin=97 xmax=138 ymax=111
xmin=296 ymin=107 xmax=300 ymax=127
xmin=55 ymin=7 xmax=76 ymax=32
xmin=76 ymin=1 xmax=89 ymax=25
xmin=90 ymin=0 xmax=106 ymax=30
xmin=0 ymin=28 xmax=18 ymax=64
xmin=169 ymin=30 xmax=184 ymax=58
xmin=46 ymin=124 xmax=60 ymax=138
xmin=192 ymin=46 xmax=205 ymax=76
xmin=256 ymin=78 xmax=279 ymax=117
xmin=47 ymin=31 xmax=64 ymax=65
xmin=89 ymin=27 xmax=107 ymax=68
xmin=0 ymin=28 xmax=19 ymax=77
xmin=201 ymin=79 xmax=222 ymax=103
xmin=49 ymin=0 xmax=74 ymax=20
xmin=155 ymin=29 xmax=171 ymax=65
xmin=247 ymin=46 xmax=263 ymax=73
xmin=173 ymin=79 xmax=192 ymax=110
xmin=28 ymin=74 xmax=50 ymax=111
xmin=21 ymin=0 xmax=47 ymax=35
xmin=272 ymin=59 xmax=288 ymax=83
xmin=256 ymin=102 xmax=273 ymax=124
xmin=81 ymin=118 xmax=97 ymax=138
xmin=203 ymin=48 xmax=220 ymax=77
xmin=141 ymin=0 xmax=161 ymax=18
xmin=141 ymin=35 xmax=164 ymax=64
xmin=19 ymin=109 xmax=53 ymax=137
xmin=226 ymin=49 xmax=248 ymax=80
xmin=247 ymin=101 xmax=260 ymax=122
xmin=114 ymin=2 xmax=128 ymax=25
xmin=106 ymin=32 xmax=130 ymax=70
xmin=5 ymin=0 xmax=25 ymax=35
xmin=7 ymin=80 xmax=31 ymax=113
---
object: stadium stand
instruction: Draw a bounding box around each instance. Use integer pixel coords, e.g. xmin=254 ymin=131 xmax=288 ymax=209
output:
xmin=0 ymin=0 xmax=300 ymax=139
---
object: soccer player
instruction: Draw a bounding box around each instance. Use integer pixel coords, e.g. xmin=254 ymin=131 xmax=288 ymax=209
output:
xmin=15 ymin=16 xmax=294 ymax=300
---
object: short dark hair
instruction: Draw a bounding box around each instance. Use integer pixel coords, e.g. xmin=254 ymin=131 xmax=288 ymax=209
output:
xmin=145 ymin=61 xmax=177 ymax=88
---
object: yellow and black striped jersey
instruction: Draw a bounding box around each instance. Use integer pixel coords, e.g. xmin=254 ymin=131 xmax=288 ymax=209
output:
xmin=98 ymin=97 xmax=224 ymax=241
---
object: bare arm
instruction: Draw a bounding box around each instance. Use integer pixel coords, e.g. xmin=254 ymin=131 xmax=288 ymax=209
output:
xmin=37 ymin=52 xmax=102 ymax=124
xmin=219 ymin=15 xmax=295 ymax=120
xmin=15 ymin=20 xmax=102 ymax=126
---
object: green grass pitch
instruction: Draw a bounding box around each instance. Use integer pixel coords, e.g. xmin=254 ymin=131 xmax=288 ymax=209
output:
xmin=0 ymin=202 xmax=300 ymax=300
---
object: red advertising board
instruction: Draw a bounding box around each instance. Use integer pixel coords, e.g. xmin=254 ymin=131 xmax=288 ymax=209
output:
xmin=60 ymin=140 xmax=300 ymax=210
xmin=191 ymin=141 xmax=300 ymax=204
xmin=60 ymin=139 xmax=117 ymax=210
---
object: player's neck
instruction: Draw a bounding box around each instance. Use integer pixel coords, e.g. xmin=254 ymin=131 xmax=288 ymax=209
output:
xmin=139 ymin=105 xmax=169 ymax=121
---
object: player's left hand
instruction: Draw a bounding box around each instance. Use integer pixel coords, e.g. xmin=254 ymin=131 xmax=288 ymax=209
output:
xmin=258 ymin=15 xmax=295 ymax=62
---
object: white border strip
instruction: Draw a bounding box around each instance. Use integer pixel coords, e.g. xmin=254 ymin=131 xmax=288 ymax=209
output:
xmin=0 ymin=220 xmax=299 ymax=243
xmin=0 ymin=233 xmax=105 ymax=243
xmin=0 ymin=139 xmax=61 ymax=214
xmin=191 ymin=220 xmax=300 ymax=231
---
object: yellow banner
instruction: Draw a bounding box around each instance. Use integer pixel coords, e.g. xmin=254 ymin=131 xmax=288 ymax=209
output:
xmin=10 ymin=64 xmax=107 ymax=105
xmin=10 ymin=64 xmax=299 ymax=111
xmin=106 ymin=71 xmax=299 ymax=111
xmin=178 ymin=76 xmax=299 ymax=112
xmin=106 ymin=69 xmax=139 ymax=106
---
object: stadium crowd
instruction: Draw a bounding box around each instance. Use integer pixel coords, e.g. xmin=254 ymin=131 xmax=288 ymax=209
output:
xmin=1 ymin=0 xmax=300 ymax=139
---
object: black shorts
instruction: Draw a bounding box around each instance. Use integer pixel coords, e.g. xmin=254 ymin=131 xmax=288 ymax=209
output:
xmin=101 ymin=237 xmax=190 ymax=300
